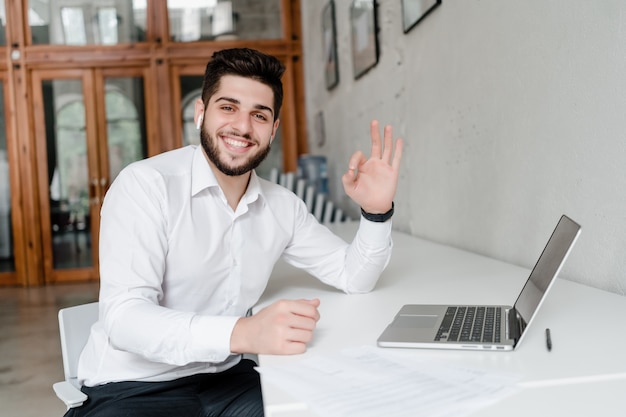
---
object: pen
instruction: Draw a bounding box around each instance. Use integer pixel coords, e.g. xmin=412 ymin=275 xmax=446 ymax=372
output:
xmin=545 ymin=328 xmax=552 ymax=352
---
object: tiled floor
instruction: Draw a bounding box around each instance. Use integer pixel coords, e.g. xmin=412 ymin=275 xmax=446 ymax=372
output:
xmin=0 ymin=282 xmax=99 ymax=417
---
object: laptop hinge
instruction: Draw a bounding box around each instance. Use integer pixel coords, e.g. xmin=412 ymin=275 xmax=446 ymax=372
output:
xmin=507 ymin=307 xmax=527 ymax=345
xmin=507 ymin=307 xmax=519 ymax=344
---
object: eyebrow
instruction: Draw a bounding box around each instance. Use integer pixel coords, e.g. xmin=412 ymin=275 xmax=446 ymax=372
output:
xmin=215 ymin=96 xmax=274 ymax=117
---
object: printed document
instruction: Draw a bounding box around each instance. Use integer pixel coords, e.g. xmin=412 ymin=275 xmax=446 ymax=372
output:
xmin=256 ymin=346 xmax=520 ymax=417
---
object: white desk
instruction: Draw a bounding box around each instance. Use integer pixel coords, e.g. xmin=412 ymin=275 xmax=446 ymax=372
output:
xmin=257 ymin=223 xmax=626 ymax=416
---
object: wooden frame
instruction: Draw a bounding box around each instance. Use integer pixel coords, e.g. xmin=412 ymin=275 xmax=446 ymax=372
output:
xmin=350 ymin=0 xmax=379 ymax=80
xmin=322 ymin=0 xmax=339 ymax=90
xmin=0 ymin=0 xmax=307 ymax=286
xmin=0 ymin=71 xmax=19 ymax=286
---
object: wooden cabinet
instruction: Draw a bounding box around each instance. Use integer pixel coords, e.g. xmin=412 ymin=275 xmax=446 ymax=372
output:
xmin=0 ymin=0 xmax=307 ymax=286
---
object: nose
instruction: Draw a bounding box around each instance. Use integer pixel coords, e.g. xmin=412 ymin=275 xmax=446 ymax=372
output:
xmin=231 ymin=111 xmax=252 ymax=137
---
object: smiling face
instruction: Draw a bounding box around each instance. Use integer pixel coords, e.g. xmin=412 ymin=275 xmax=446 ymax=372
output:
xmin=197 ymin=75 xmax=280 ymax=177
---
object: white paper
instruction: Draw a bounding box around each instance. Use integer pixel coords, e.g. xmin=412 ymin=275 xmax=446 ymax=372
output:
xmin=257 ymin=346 xmax=520 ymax=417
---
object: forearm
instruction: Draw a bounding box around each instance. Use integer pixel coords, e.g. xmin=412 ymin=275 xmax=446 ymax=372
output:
xmin=340 ymin=217 xmax=393 ymax=293
xmin=282 ymin=216 xmax=392 ymax=294
xmin=102 ymin=295 xmax=239 ymax=365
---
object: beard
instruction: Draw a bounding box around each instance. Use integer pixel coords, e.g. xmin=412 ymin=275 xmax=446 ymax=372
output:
xmin=200 ymin=127 xmax=271 ymax=177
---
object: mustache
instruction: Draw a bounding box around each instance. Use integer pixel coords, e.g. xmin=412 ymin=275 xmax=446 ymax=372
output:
xmin=218 ymin=130 xmax=252 ymax=141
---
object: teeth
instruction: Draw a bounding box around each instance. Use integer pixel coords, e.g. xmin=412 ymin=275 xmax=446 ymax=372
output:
xmin=224 ymin=138 xmax=249 ymax=148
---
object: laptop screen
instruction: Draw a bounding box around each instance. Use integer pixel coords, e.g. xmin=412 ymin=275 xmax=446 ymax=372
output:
xmin=513 ymin=215 xmax=581 ymax=326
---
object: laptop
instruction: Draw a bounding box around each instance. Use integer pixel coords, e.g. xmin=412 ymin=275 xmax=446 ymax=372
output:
xmin=377 ymin=214 xmax=581 ymax=351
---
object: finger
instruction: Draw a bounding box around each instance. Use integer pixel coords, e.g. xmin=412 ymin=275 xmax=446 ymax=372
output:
xmin=341 ymin=171 xmax=353 ymax=191
xmin=283 ymin=341 xmax=307 ymax=355
xmin=342 ymin=150 xmax=366 ymax=193
xmin=341 ymin=170 xmax=356 ymax=195
xmin=369 ymin=120 xmax=382 ymax=159
xmin=286 ymin=328 xmax=315 ymax=344
xmin=288 ymin=314 xmax=318 ymax=331
xmin=381 ymin=125 xmax=394 ymax=164
xmin=392 ymin=138 xmax=404 ymax=171
xmin=346 ymin=151 xmax=367 ymax=176
xmin=297 ymin=298 xmax=321 ymax=307
xmin=293 ymin=307 xmax=319 ymax=323
xmin=290 ymin=300 xmax=320 ymax=321
xmin=292 ymin=298 xmax=320 ymax=308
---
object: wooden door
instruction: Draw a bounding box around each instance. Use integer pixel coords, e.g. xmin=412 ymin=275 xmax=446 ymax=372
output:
xmin=1 ymin=0 xmax=307 ymax=287
xmin=31 ymin=67 xmax=152 ymax=283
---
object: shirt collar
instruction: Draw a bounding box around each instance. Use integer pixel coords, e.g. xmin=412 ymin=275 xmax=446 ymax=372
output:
xmin=243 ymin=170 xmax=264 ymax=207
xmin=191 ymin=146 xmax=219 ymax=197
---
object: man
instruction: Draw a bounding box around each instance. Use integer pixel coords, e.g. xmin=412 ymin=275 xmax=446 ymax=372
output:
xmin=68 ymin=48 xmax=403 ymax=417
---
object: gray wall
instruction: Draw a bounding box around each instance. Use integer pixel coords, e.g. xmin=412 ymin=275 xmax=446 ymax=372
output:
xmin=300 ymin=0 xmax=626 ymax=295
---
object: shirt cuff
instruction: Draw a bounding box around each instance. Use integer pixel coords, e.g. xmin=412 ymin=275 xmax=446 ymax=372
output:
xmin=357 ymin=215 xmax=392 ymax=247
xmin=188 ymin=314 xmax=240 ymax=363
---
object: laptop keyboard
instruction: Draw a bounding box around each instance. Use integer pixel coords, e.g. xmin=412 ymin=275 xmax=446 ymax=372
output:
xmin=434 ymin=306 xmax=502 ymax=343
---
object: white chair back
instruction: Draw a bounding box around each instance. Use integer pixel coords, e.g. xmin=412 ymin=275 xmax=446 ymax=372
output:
xmin=58 ymin=302 xmax=99 ymax=389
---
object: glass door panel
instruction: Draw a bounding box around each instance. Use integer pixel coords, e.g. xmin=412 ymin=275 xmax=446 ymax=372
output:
xmin=167 ymin=0 xmax=282 ymax=42
xmin=29 ymin=0 xmax=147 ymax=45
xmin=0 ymin=0 xmax=6 ymax=46
xmin=41 ymin=78 xmax=94 ymax=271
xmin=178 ymin=74 xmax=202 ymax=146
xmin=0 ymin=81 xmax=14 ymax=273
xmin=102 ymin=76 xmax=148 ymax=182
xmin=33 ymin=69 xmax=150 ymax=283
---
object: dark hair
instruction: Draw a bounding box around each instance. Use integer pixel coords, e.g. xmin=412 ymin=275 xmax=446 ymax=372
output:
xmin=201 ymin=48 xmax=285 ymax=121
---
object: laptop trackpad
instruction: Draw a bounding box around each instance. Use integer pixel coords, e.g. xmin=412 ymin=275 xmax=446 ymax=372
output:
xmin=393 ymin=315 xmax=438 ymax=329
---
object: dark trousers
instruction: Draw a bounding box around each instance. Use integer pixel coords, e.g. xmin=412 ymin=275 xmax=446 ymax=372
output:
xmin=64 ymin=359 xmax=263 ymax=417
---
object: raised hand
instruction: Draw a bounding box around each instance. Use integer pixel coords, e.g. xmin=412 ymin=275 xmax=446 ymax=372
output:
xmin=230 ymin=298 xmax=320 ymax=355
xmin=341 ymin=120 xmax=403 ymax=214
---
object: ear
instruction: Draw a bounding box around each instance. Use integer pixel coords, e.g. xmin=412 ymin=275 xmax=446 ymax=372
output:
xmin=270 ymin=119 xmax=280 ymax=143
xmin=195 ymin=98 xmax=205 ymax=130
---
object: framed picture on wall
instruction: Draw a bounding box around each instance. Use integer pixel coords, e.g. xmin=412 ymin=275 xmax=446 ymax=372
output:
xmin=401 ymin=0 xmax=441 ymax=34
xmin=322 ymin=0 xmax=339 ymax=90
xmin=350 ymin=0 xmax=379 ymax=80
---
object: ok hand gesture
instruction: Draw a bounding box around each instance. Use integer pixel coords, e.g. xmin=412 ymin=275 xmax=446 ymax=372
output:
xmin=341 ymin=120 xmax=403 ymax=214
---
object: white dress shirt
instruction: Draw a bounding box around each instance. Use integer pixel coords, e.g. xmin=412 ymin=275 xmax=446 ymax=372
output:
xmin=78 ymin=145 xmax=393 ymax=386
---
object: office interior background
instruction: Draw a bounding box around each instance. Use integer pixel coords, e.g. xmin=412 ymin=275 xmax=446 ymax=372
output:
xmin=0 ymin=3 xmax=625 ymax=294
xmin=300 ymin=0 xmax=626 ymax=297
xmin=0 ymin=0 xmax=624 ymax=415
xmin=0 ymin=0 xmax=308 ymax=288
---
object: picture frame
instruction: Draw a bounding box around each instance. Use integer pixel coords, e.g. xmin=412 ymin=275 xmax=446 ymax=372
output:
xmin=401 ymin=0 xmax=441 ymax=34
xmin=314 ymin=110 xmax=326 ymax=147
xmin=322 ymin=1 xmax=339 ymax=90
xmin=350 ymin=0 xmax=379 ymax=80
